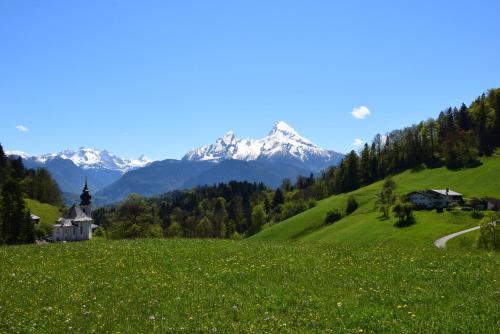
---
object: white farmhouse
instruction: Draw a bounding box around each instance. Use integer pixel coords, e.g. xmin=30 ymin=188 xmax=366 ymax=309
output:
xmin=52 ymin=181 xmax=93 ymax=242
xmin=407 ymin=189 xmax=463 ymax=209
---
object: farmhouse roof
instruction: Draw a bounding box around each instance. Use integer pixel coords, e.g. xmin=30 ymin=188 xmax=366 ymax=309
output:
xmin=431 ymin=189 xmax=462 ymax=196
xmin=484 ymin=197 xmax=500 ymax=205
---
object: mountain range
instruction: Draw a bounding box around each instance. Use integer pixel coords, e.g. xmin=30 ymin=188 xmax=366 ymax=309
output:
xmin=8 ymin=121 xmax=343 ymax=204
xmin=7 ymin=148 xmax=151 ymax=195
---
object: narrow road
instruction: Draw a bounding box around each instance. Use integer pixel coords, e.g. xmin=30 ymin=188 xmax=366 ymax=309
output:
xmin=434 ymin=226 xmax=480 ymax=248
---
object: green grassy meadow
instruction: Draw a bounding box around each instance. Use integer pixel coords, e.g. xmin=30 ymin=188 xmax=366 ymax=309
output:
xmin=2 ymin=156 xmax=499 ymax=332
xmin=252 ymin=155 xmax=500 ymax=246
xmin=1 ymin=239 xmax=499 ymax=333
xmin=25 ymin=198 xmax=62 ymax=236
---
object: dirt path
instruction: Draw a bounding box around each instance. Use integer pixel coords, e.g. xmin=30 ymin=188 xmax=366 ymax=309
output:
xmin=434 ymin=226 xmax=480 ymax=248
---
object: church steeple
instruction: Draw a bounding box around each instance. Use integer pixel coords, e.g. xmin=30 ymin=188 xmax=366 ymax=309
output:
xmin=80 ymin=178 xmax=92 ymax=206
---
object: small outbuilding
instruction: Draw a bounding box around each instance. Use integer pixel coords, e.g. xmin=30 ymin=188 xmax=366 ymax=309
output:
xmin=30 ymin=214 xmax=40 ymax=224
xmin=484 ymin=197 xmax=500 ymax=211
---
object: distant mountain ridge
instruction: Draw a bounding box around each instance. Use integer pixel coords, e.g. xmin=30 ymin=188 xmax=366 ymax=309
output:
xmin=7 ymin=148 xmax=152 ymax=197
xmin=95 ymin=159 xmax=313 ymax=203
xmin=183 ymin=121 xmax=343 ymax=170
xmin=22 ymin=147 xmax=152 ymax=173
xmin=9 ymin=122 xmax=344 ymax=205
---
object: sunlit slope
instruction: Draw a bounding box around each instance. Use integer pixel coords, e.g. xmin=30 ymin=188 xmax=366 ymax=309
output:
xmin=251 ymin=154 xmax=500 ymax=245
xmin=25 ymin=198 xmax=61 ymax=235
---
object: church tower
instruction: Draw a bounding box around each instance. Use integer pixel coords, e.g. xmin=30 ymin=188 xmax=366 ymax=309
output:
xmin=79 ymin=179 xmax=92 ymax=217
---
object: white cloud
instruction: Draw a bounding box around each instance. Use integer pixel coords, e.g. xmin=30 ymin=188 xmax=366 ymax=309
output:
xmin=351 ymin=106 xmax=371 ymax=119
xmin=16 ymin=125 xmax=29 ymax=132
xmin=352 ymin=138 xmax=364 ymax=148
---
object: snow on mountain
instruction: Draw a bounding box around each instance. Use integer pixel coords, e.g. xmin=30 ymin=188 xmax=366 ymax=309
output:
xmin=183 ymin=121 xmax=343 ymax=169
xmin=29 ymin=148 xmax=152 ymax=173
xmin=5 ymin=150 xmax=30 ymax=159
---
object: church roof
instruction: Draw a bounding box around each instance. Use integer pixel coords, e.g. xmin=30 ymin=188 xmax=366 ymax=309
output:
xmin=80 ymin=179 xmax=92 ymax=206
xmin=55 ymin=218 xmax=75 ymax=227
xmin=58 ymin=204 xmax=92 ymax=223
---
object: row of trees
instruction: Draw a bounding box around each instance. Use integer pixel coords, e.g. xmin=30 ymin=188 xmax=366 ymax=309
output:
xmin=95 ymin=176 xmax=322 ymax=239
xmin=0 ymin=144 xmax=62 ymax=244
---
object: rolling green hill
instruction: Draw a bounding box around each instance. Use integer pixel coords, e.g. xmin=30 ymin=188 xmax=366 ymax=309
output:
xmin=24 ymin=198 xmax=62 ymax=236
xmin=251 ymin=154 xmax=500 ymax=246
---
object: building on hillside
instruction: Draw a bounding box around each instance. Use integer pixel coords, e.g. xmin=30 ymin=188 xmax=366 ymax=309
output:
xmin=52 ymin=181 xmax=93 ymax=242
xmin=407 ymin=189 xmax=463 ymax=209
xmin=30 ymin=214 xmax=40 ymax=224
xmin=484 ymin=197 xmax=500 ymax=211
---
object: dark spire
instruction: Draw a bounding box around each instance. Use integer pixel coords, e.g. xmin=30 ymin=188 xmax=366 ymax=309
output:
xmin=80 ymin=178 xmax=92 ymax=206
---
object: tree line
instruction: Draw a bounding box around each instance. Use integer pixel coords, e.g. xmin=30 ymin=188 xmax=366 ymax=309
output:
xmin=0 ymin=144 xmax=62 ymax=244
xmin=94 ymin=180 xmax=316 ymax=239
xmin=316 ymin=89 xmax=500 ymax=196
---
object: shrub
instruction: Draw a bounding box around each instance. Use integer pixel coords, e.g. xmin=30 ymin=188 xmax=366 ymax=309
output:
xmin=166 ymin=222 xmax=183 ymax=238
xmin=324 ymin=209 xmax=342 ymax=224
xmin=392 ymin=197 xmax=415 ymax=227
xmin=307 ymin=200 xmax=316 ymax=209
xmin=280 ymin=200 xmax=308 ymax=221
xmin=477 ymin=214 xmax=499 ymax=251
xmin=345 ymin=196 xmax=358 ymax=215
xmin=471 ymin=211 xmax=484 ymax=219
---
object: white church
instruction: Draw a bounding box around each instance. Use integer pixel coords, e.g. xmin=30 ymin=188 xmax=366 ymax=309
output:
xmin=52 ymin=181 xmax=94 ymax=242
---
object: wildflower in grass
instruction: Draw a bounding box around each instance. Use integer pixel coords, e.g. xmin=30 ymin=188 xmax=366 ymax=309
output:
xmin=337 ymin=302 xmax=343 ymax=307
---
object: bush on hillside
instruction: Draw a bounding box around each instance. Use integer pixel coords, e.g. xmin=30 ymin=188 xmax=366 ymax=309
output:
xmin=345 ymin=195 xmax=358 ymax=215
xmin=471 ymin=211 xmax=484 ymax=219
xmin=392 ymin=197 xmax=415 ymax=227
xmin=324 ymin=209 xmax=342 ymax=225
xmin=477 ymin=213 xmax=499 ymax=251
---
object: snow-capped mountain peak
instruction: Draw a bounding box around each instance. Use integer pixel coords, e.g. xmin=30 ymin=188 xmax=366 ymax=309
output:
xmin=5 ymin=150 xmax=30 ymax=159
xmin=220 ymin=131 xmax=236 ymax=145
xmin=14 ymin=148 xmax=152 ymax=173
xmin=268 ymin=120 xmax=299 ymax=137
xmin=183 ymin=121 xmax=343 ymax=170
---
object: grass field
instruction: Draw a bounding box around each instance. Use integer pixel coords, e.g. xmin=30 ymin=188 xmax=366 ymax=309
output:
xmin=25 ymin=198 xmax=62 ymax=236
xmin=252 ymin=155 xmax=500 ymax=246
xmin=0 ymin=239 xmax=498 ymax=333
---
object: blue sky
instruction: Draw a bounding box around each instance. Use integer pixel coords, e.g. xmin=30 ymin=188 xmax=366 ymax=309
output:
xmin=1 ymin=1 xmax=499 ymax=160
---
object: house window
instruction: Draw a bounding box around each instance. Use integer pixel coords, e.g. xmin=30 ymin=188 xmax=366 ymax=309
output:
xmin=80 ymin=225 xmax=83 ymax=234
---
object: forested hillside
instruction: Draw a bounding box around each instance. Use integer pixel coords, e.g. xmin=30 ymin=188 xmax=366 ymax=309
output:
xmin=318 ymin=88 xmax=500 ymax=196
xmin=252 ymin=153 xmax=500 ymax=245
xmin=0 ymin=144 xmax=62 ymax=244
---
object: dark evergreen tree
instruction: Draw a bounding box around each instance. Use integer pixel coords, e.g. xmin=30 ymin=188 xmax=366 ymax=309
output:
xmin=10 ymin=157 xmax=25 ymax=179
xmin=272 ymin=188 xmax=285 ymax=208
xmin=0 ymin=178 xmax=32 ymax=244
xmin=359 ymin=143 xmax=371 ymax=184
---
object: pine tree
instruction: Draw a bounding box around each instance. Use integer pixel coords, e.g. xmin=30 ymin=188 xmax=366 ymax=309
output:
xmin=359 ymin=143 xmax=371 ymax=184
xmin=456 ymin=103 xmax=470 ymax=130
xmin=0 ymin=143 xmax=7 ymax=169
xmin=272 ymin=188 xmax=285 ymax=208
xmin=342 ymin=151 xmax=360 ymax=192
xmin=212 ymin=197 xmax=227 ymax=238
xmin=1 ymin=178 xmax=30 ymax=244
